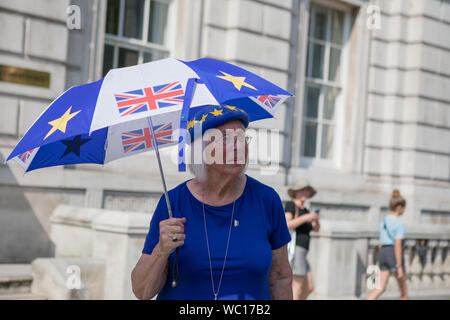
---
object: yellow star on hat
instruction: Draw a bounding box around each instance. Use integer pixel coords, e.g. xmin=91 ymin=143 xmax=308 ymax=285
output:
xmin=216 ymin=71 xmax=257 ymax=91
xmin=186 ymin=117 xmax=198 ymax=131
xmin=199 ymin=113 xmax=209 ymax=123
xmin=210 ymin=108 xmax=223 ymax=117
xmin=224 ymin=105 xmax=237 ymax=111
xmin=44 ymin=106 xmax=81 ymax=140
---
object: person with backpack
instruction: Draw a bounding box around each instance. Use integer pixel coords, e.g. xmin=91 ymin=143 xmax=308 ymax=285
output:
xmin=367 ymin=190 xmax=408 ymax=300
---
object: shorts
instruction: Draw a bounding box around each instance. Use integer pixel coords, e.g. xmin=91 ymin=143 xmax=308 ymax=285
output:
xmin=291 ymin=245 xmax=311 ymax=276
xmin=378 ymin=245 xmax=406 ymax=272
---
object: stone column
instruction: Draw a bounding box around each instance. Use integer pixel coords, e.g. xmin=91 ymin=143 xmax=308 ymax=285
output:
xmin=50 ymin=205 xmax=102 ymax=257
xmin=436 ymin=240 xmax=449 ymax=291
xmin=91 ymin=210 xmax=151 ymax=300
xmin=443 ymin=241 xmax=450 ymax=289
xmin=409 ymin=240 xmax=422 ymax=291
xmin=422 ymin=240 xmax=438 ymax=291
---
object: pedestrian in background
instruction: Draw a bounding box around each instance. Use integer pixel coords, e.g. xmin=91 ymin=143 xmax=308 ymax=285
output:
xmin=284 ymin=179 xmax=319 ymax=300
xmin=367 ymin=190 xmax=408 ymax=300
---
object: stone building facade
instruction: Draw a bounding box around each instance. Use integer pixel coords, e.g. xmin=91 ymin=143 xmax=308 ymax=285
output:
xmin=0 ymin=0 xmax=449 ymax=299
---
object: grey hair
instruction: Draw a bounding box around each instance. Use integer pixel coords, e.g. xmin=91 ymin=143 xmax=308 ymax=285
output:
xmin=187 ymin=138 xmax=208 ymax=183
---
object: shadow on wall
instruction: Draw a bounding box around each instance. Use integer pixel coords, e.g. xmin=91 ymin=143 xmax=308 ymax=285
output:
xmin=0 ymin=153 xmax=56 ymax=263
xmin=355 ymin=252 xmax=365 ymax=298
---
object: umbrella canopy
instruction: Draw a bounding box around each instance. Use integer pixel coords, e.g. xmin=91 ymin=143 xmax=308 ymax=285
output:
xmin=6 ymin=57 xmax=292 ymax=172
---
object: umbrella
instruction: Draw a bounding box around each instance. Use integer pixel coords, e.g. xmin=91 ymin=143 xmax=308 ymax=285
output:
xmin=6 ymin=57 xmax=292 ymax=217
xmin=5 ymin=57 xmax=292 ymax=288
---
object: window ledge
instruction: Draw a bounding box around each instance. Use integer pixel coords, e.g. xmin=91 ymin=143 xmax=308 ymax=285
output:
xmin=299 ymin=156 xmax=336 ymax=169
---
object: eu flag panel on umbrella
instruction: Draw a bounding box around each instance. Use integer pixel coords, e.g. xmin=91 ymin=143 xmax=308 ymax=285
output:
xmin=179 ymin=58 xmax=291 ymax=121
xmin=6 ymin=57 xmax=292 ymax=174
xmin=9 ymin=111 xmax=179 ymax=172
xmin=8 ymin=78 xmax=104 ymax=165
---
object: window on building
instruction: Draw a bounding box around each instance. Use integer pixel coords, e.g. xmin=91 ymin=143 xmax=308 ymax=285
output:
xmin=301 ymin=4 xmax=347 ymax=162
xmin=102 ymin=0 xmax=170 ymax=76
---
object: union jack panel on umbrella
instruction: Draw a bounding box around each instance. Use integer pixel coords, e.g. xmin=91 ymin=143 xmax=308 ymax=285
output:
xmin=249 ymin=94 xmax=283 ymax=113
xmin=121 ymin=122 xmax=174 ymax=153
xmin=114 ymin=82 xmax=185 ymax=118
xmin=18 ymin=149 xmax=35 ymax=164
xmin=257 ymin=95 xmax=281 ymax=109
xmin=13 ymin=148 xmax=39 ymax=170
xmin=103 ymin=111 xmax=180 ymax=163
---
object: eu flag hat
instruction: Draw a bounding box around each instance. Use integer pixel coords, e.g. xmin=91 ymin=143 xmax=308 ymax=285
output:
xmin=187 ymin=105 xmax=249 ymax=143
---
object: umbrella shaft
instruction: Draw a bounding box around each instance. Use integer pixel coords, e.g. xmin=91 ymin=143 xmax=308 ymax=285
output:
xmin=147 ymin=116 xmax=173 ymax=219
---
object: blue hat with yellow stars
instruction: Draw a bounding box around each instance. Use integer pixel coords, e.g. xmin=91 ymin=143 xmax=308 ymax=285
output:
xmin=187 ymin=105 xmax=249 ymax=143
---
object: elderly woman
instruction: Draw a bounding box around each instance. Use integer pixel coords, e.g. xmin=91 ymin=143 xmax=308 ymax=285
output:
xmin=131 ymin=105 xmax=293 ymax=300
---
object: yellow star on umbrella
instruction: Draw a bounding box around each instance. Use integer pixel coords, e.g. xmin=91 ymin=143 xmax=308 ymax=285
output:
xmin=44 ymin=106 xmax=81 ymax=140
xmin=216 ymin=71 xmax=257 ymax=91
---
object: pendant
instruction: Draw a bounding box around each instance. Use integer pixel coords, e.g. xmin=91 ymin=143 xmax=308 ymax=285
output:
xmin=214 ymin=294 xmax=218 ymax=300
xmin=234 ymin=219 xmax=239 ymax=227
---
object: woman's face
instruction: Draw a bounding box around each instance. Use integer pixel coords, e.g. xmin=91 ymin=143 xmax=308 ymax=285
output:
xmin=294 ymin=188 xmax=310 ymax=202
xmin=204 ymin=119 xmax=248 ymax=176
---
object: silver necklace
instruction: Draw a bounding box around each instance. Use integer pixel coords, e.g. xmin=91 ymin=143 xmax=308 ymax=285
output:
xmin=202 ymin=190 xmax=235 ymax=301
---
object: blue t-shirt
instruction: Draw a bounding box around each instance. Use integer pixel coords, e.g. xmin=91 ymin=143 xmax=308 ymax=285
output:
xmin=379 ymin=215 xmax=405 ymax=246
xmin=142 ymin=174 xmax=291 ymax=300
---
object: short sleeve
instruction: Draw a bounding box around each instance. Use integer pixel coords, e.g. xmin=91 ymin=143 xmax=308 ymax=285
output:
xmin=142 ymin=195 xmax=167 ymax=255
xmin=394 ymin=221 xmax=405 ymax=239
xmin=284 ymin=201 xmax=295 ymax=217
xmin=269 ymin=191 xmax=292 ymax=250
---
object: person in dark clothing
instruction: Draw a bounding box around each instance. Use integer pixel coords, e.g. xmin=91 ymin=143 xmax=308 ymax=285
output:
xmin=284 ymin=179 xmax=319 ymax=300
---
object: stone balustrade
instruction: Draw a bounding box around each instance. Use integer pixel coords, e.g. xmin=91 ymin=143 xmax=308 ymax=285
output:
xmin=33 ymin=205 xmax=450 ymax=300
xmin=308 ymin=220 xmax=450 ymax=299
xmin=367 ymin=237 xmax=450 ymax=298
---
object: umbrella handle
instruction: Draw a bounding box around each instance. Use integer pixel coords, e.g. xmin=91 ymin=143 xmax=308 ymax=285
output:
xmin=147 ymin=115 xmax=180 ymax=287
xmin=147 ymin=116 xmax=173 ymax=219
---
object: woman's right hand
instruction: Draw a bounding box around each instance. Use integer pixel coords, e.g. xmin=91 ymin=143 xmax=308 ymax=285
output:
xmin=158 ymin=217 xmax=186 ymax=257
xmin=305 ymin=212 xmax=319 ymax=222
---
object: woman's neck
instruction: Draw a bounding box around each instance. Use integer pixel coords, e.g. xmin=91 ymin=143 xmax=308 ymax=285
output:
xmin=193 ymin=171 xmax=246 ymax=204
xmin=389 ymin=211 xmax=399 ymax=217
xmin=293 ymin=199 xmax=305 ymax=209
